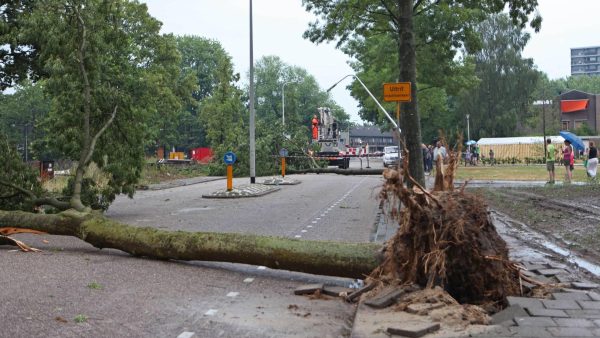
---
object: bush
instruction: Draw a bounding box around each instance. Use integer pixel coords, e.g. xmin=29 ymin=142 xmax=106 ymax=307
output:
xmin=0 ymin=134 xmax=44 ymax=211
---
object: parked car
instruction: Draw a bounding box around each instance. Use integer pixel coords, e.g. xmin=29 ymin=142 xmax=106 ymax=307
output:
xmin=383 ymin=146 xmax=400 ymax=167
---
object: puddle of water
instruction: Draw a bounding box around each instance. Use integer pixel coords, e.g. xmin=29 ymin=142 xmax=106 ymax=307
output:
xmin=492 ymin=211 xmax=600 ymax=277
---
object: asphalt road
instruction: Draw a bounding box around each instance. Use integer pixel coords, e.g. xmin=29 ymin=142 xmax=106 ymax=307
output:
xmin=1 ymin=159 xmax=388 ymax=338
xmin=105 ymin=162 xmax=384 ymax=243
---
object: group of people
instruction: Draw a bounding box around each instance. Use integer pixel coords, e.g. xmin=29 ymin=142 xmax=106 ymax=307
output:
xmin=464 ymin=146 xmax=484 ymax=166
xmin=421 ymin=141 xmax=448 ymax=175
xmin=545 ymin=138 xmax=598 ymax=184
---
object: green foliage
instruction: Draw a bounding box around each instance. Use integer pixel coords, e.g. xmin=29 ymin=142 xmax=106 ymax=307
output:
xmin=9 ymin=0 xmax=191 ymax=208
xmin=0 ymin=134 xmax=43 ymax=211
xmin=456 ymin=14 xmax=541 ymax=139
xmin=0 ymin=0 xmax=42 ymax=89
xmin=62 ymin=177 xmax=110 ymax=211
xmin=0 ymin=82 xmax=51 ymax=160
xmin=73 ymin=314 xmax=88 ymax=323
xmin=86 ymin=282 xmax=103 ymax=290
xmin=575 ymin=121 xmax=596 ymax=136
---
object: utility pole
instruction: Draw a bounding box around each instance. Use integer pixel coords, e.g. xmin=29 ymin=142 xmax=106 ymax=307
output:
xmin=466 ymin=114 xmax=470 ymax=152
xmin=248 ymin=0 xmax=256 ymax=184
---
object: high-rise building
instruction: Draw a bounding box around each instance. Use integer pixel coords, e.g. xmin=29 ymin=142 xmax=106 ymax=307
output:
xmin=571 ymin=46 xmax=600 ymax=76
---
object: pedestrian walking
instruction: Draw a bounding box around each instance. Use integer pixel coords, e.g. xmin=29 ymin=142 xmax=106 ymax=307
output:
xmin=562 ymin=140 xmax=573 ymax=183
xmin=546 ymin=138 xmax=556 ymax=184
xmin=489 ymin=148 xmax=495 ymax=166
xmin=465 ymin=148 xmax=471 ymax=166
xmin=587 ymin=141 xmax=598 ymax=180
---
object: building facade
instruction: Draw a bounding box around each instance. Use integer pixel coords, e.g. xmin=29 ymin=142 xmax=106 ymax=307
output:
xmin=559 ymin=89 xmax=600 ymax=134
xmin=349 ymin=126 xmax=395 ymax=153
xmin=571 ymin=46 xmax=600 ymax=76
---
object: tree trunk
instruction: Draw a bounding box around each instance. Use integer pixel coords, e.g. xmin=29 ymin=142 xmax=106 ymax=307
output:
xmin=398 ymin=0 xmax=425 ymax=187
xmin=0 ymin=210 xmax=383 ymax=279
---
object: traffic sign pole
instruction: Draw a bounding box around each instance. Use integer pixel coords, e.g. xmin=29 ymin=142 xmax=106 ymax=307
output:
xmin=281 ymin=157 xmax=286 ymax=178
xmin=227 ymin=164 xmax=233 ymax=191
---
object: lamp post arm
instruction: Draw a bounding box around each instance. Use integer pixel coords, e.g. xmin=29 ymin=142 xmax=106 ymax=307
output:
xmin=352 ymin=76 xmax=399 ymax=130
xmin=327 ymin=74 xmax=399 ymax=130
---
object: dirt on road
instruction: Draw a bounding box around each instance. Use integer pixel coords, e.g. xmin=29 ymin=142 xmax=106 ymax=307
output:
xmin=479 ymin=184 xmax=600 ymax=273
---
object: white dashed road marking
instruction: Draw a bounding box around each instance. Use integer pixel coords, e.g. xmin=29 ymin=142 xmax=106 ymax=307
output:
xmin=226 ymin=292 xmax=239 ymax=297
xmin=177 ymin=331 xmax=195 ymax=338
xmin=243 ymin=278 xmax=254 ymax=283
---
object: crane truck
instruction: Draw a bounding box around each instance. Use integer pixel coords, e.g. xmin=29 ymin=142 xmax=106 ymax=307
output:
xmin=310 ymin=107 xmax=350 ymax=169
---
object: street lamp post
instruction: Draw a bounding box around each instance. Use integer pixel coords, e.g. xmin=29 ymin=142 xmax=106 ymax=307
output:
xmin=248 ymin=0 xmax=256 ymax=184
xmin=466 ymin=114 xmax=470 ymax=152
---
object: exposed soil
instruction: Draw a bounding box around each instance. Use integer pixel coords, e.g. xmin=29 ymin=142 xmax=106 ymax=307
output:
xmin=370 ymin=153 xmax=520 ymax=310
xmin=479 ymin=184 xmax=600 ymax=266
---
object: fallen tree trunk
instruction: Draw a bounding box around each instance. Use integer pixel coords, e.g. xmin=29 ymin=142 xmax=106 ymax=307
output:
xmin=0 ymin=210 xmax=383 ymax=279
xmin=288 ymin=168 xmax=383 ymax=175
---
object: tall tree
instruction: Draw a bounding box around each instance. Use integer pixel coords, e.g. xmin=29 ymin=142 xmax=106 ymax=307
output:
xmin=457 ymin=14 xmax=541 ymax=139
xmin=2 ymin=0 xmax=189 ymax=211
xmin=303 ymin=0 xmax=541 ymax=185
xmin=162 ymin=35 xmax=237 ymax=151
xmin=0 ymin=81 xmax=50 ymax=160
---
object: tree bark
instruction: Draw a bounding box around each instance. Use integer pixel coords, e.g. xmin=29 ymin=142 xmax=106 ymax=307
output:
xmin=0 ymin=210 xmax=383 ymax=279
xmin=398 ymin=0 xmax=425 ymax=187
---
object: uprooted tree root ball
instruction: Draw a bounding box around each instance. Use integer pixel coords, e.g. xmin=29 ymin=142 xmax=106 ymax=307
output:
xmin=371 ymin=146 xmax=520 ymax=308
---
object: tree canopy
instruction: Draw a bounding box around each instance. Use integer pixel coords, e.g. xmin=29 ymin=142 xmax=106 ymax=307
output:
xmin=303 ymin=0 xmax=541 ymax=185
xmin=1 ymin=0 xmax=191 ymax=211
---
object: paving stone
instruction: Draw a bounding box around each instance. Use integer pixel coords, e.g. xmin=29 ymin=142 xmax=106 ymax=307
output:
xmin=565 ymin=309 xmax=600 ymax=319
xmin=514 ymin=316 xmax=556 ymax=327
xmin=526 ymin=307 xmax=569 ymax=318
xmin=553 ymin=318 xmax=596 ymax=327
xmin=293 ymin=283 xmax=323 ymax=295
xmin=572 ymin=282 xmax=600 ymax=290
xmin=530 ymin=274 xmax=554 ymax=284
xmin=542 ymin=299 xmax=582 ymax=310
xmin=507 ymin=296 xmax=545 ymax=309
xmin=561 ymin=287 xmax=591 ymax=293
xmin=594 ymin=319 xmax=600 ymax=327
xmin=535 ymin=268 xmax=568 ymax=276
xmin=520 ymin=269 xmax=537 ymax=278
xmin=520 ymin=280 xmax=537 ymax=290
xmin=578 ymin=300 xmax=600 ymax=310
xmin=588 ymin=292 xmax=600 ymax=301
xmin=364 ymin=289 xmax=405 ymax=309
xmin=546 ymin=327 xmax=597 ymax=337
xmin=548 ymin=262 xmax=569 ymax=270
xmin=386 ymin=322 xmax=440 ymax=338
xmin=322 ymin=285 xmax=354 ymax=297
xmin=555 ymin=274 xmax=576 ymax=283
xmin=405 ymin=302 xmax=445 ymax=315
xmin=345 ymin=282 xmax=376 ymax=303
xmin=552 ymin=292 xmax=592 ymax=301
xmin=491 ymin=305 xmax=528 ymax=325
xmin=508 ymin=326 xmax=551 ymax=337
xmin=523 ymin=262 xmax=549 ymax=270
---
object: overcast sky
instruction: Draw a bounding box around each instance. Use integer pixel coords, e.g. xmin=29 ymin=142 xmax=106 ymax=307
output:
xmin=142 ymin=0 xmax=600 ymax=123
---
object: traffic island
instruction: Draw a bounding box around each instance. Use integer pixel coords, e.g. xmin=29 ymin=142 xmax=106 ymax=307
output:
xmin=261 ymin=177 xmax=301 ymax=185
xmin=202 ymin=184 xmax=280 ymax=198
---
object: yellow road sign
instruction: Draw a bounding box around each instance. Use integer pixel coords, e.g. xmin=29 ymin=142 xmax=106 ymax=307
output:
xmin=383 ymin=82 xmax=411 ymax=102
